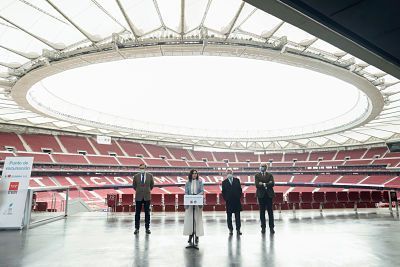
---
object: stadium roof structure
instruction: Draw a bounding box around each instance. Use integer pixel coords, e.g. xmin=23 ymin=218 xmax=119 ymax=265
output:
xmin=0 ymin=0 xmax=400 ymax=151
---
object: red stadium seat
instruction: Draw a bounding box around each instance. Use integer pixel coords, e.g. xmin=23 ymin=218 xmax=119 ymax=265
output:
xmin=214 ymin=205 xmax=225 ymax=211
xmin=348 ymin=191 xmax=360 ymax=203
xmin=313 ymin=191 xmax=325 ymax=207
xmin=345 ymin=203 xmax=354 ymax=208
xmin=177 ymin=194 xmax=185 ymax=211
xmin=164 ymin=194 xmax=176 ymax=205
xmin=32 ymin=193 xmax=37 ymax=210
xmin=245 ymin=192 xmax=257 ymax=205
xmin=371 ymin=191 xmax=382 ymax=202
xmin=202 ymin=193 xmax=215 ymax=210
xmin=177 ymin=205 xmax=185 ymax=212
xmin=288 ymin=203 xmax=300 ymax=210
xmin=359 ymin=191 xmax=372 ymax=202
xmin=324 ymin=203 xmax=335 ymax=209
xmin=325 ymin=192 xmax=338 ymax=209
xmin=382 ymin=191 xmax=398 ymax=203
xmin=288 ymin=192 xmax=300 ymax=203
xmin=335 ymin=203 xmax=345 ymax=208
xmin=273 ymin=192 xmax=284 ymax=211
xmin=300 ymin=192 xmax=313 ymax=203
xmin=357 ymin=202 xmax=366 ymax=208
xmin=301 ymin=203 xmax=313 ymax=209
xmin=288 ymin=192 xmax=301 ymax=211
xmin=205 ymin=193 xmax=218 ymax=205
xmin=347 ymin=191 xmax=360 ymax=211
xmin=35 ymin=202 xmax=48 ymax=212
xmin=106 ymin=194 xmax=119 ymax=212
xmin=152 ymin=205 xmax=163 ymax=212
xmin=164 ymin=205 xmax=176 ymax=212
xmin=242 ymin=204 xmax=252 ymax=211
xmin=312 ymin=203 xmax=321 ymax=209
xmin=152 ymin=194 xmax=163 ymax=205
xmin=121 ymin=194 xmax=134 ymax=212
xmin=177 ymin=194 xmax=185 ymax=205
xmin=337 ymin=191 xmax=348 ymax=202
xmin=300 ymin=192 xmax=313 ymax=209
xmin=203 ymin=205 xmax=214 ymax=211
xmin=218 ymin=193 xmax=226 ymax=205
xmin=274 ymin=192 xmax=284 ymax=204
xmin=365 ymin=202 xmax=376 ymax=208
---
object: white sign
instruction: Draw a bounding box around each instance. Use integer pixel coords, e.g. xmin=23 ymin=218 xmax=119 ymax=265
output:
xmin=0 ymin=157 xmax=34 ymax=229
xmin=97 ymin=135 xmax=111 ymax=145
xmin=184 ymin=195 xmax=204 ymax=206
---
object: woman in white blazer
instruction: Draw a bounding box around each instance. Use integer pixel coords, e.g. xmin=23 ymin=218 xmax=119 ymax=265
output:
xmin=183 ymin=169 xmax=204 ymax=244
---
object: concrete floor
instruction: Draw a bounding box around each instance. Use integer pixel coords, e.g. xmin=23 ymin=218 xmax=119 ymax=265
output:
xmin=1 ymin=209 xmax=400 ymax=267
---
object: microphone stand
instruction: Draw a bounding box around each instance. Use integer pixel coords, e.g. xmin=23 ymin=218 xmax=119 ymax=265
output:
xmin=186 ymin=196 xmax=199 ymax=250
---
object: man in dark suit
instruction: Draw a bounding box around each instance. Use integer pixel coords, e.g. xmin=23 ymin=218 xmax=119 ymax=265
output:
xmin=255 ymin=163 xmax=275 ymax=234
xmin=222 ymin=168 xmax=243 ymax=235
xmin=133 ymin=163 xmax=154 ymax=235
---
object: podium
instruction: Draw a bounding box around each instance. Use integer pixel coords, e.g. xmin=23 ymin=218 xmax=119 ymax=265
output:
xmin=184 ymin=195 xmax=203 ymax=206
xmin=184 ymin=195 xmax=204 ymax=249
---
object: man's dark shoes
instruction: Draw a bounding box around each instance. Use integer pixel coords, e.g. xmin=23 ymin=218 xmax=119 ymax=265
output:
xmin=237 ymin=230 xmax=242 ymax=235
xmin=261 ymin=227 xmax=266 ymax=234
xmin=229 ymin=229 xmax=233 ymax=235
xmin=146 ymin=229 xmax=151 ymax=234
xmin=270 ymin=228 xmax=275 ymax=234
xmin=134 ymin=229 xmax=139 ymax=235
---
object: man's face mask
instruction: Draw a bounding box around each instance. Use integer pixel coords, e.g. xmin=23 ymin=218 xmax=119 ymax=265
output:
xmin=140 ymin=169 xmax=145 ymax=173
xmin=227 ymin=173 xmax=233 ymax=179
xmin=260 ymin=166 xmax=266 ymax=172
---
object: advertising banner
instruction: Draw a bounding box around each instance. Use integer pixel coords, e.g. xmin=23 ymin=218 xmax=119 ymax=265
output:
xmin=0 ymin=157 xmax=34 ymax=229
xmin=96 ymin=135 xmax=111 ymax=145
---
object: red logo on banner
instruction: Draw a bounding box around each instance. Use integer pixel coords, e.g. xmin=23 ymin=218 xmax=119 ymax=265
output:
xmin=9 ymin=182 xmax=19 ymax=191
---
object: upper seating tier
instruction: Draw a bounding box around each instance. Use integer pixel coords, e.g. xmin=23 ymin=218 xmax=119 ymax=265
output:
xmin=236 ymin=152 xmax=258 ymax=162
xmin=363 ymin=147 xmax=388 ymax=159
xmin=191 ymin=151 xmax=214 ymax=161
xmin=89 ymin=138 xmax=124 ymax=156
xmin=284 ymin=152 xmax=309 ymax=162
xmin=142 ymin=144 xmax=171 ymax=159
xmin=116 ymin=141 xmax=149 ymax=157
xmin=16 ymin=152 xmax=53 ymax=163
xmin=58 ymin=135 xmax=95 ymax=154
xmin=260 ymin=153 xmax=283 ymax=162
xmin=0 ymin=133 xmax=25 ymax=151
xmin=335 ymin=149 xmax=367 ymax=160
xmin=213 ymin=152 xmax=236 ymax=162
xmin=21 ymin=134 xmax=62 ymax=153
xmin=309 ymin=151 xmax=336 ymax=161
xmin=167 ymin=147 xmax=193 ymax=160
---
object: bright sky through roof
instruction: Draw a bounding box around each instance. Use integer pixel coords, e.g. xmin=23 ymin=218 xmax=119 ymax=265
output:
xmin=41 ymin=56 xmax=360 ymax=132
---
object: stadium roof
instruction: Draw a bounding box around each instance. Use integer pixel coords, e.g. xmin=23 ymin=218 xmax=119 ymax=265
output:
xmin=0 ymin=0 xmax=400 ymax=151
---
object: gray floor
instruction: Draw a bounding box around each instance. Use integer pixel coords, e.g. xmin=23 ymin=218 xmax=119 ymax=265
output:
xmin=1 ymin=209 xmax=400 ymax=267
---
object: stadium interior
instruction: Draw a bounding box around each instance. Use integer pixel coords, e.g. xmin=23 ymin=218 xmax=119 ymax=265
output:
xmin=1 ymin=0 xmax=400 ymax=266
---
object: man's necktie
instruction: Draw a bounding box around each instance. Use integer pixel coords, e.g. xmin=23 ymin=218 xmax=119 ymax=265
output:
xmin=229 ymin=177 xmax=232 ymax=185
xmin=141 ymin=174 xmax=144 ymax=184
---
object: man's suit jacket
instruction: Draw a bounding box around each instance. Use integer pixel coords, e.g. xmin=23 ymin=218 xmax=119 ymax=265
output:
xmin=221 ymin=177 xmax=242 ymax=213
xmin=132 ymin=172 xmax=154 ymax=201
xmin=255 ymin=172 xmax=275 ymax=199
